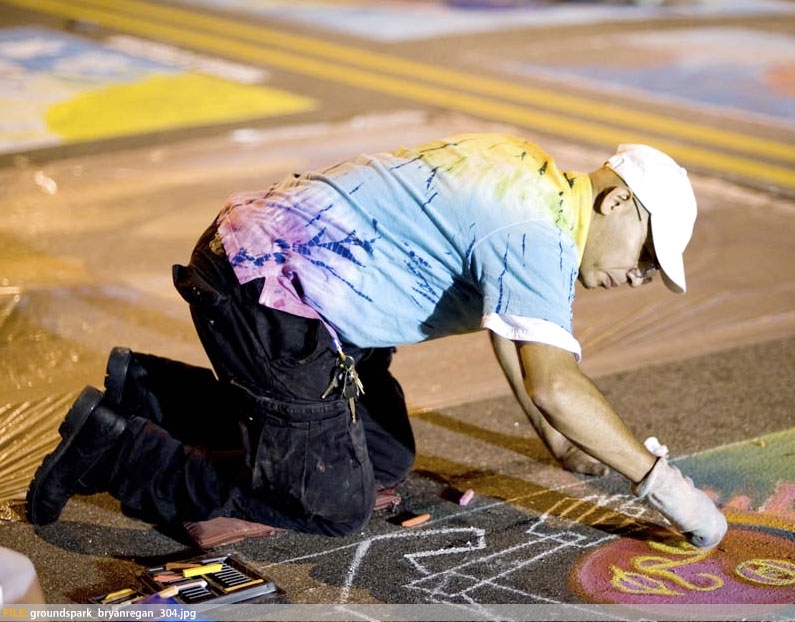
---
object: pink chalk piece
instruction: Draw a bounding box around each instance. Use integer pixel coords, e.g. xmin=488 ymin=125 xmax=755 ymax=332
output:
xmin=459 ymin=489 xmax=475 ymax=506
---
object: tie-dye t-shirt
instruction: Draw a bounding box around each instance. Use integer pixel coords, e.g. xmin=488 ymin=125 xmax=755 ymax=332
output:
xmin=217 ymin=133 xmax=593 ymax=356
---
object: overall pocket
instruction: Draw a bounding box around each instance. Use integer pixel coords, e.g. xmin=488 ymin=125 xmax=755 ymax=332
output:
xmin=302 ymin=411 xmax=371 ymax=521
xmin=174 ymin=263 xmax=273 ymax=389
xmin=253 ymin=413 xmax=310 ymax=516
xmin=248 ymin=393 xmax=369 ymax=520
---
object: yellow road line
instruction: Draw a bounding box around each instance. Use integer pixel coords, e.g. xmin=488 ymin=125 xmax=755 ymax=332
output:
xmin=72 ymin=0 xmax=795 ymax=163
xmin=6 ymin=0 xmax=795 ymax=188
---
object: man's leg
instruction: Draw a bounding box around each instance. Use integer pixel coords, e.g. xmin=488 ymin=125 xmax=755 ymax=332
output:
xmin=28 ymin=223 xmax=376 ymax=536
xmin=104 ymin=347 xmax=243 ymax=449
xmin=122 ymin=222 xmax=376 ymax=534
xmin=27 ymin=385 xmax=374 ymax=536
xmin=354 ymin=348 xmax=415 ymax=488
xmin=111 ymin=392 xmax=375 ymax=536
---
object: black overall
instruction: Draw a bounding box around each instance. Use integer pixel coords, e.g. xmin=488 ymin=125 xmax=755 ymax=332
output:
xmin=110 ymin=223 xmax=415 ymax=536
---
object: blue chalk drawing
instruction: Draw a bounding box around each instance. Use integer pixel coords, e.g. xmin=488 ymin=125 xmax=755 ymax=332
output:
xmin=176 ymin=0 xmax=795 ymax=42
xmin=506 ymin=27 xmax=795 ymax=124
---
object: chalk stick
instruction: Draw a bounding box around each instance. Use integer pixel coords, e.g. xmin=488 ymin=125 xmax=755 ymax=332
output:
xmin=156 ymin=586 xmax=180 ymax=599
xmin=102 ymin=588 xmax=135 ymax=603
xmin=158 ymin=579 xmax=207 ymax=599
xmin=152 ymin=573 xmax=184 ymax=584
xmin=166 ymin=562 xmax=202 ymax=571
xmin=224 ymin=578 xmax=264 ymax=593
xmin=183 ymin=562 xmax=223 ymax=577
xmin=458 ymin=489 xmax=475 ymax=506
xmin=401 ymin=513 xmax=431 ymax=527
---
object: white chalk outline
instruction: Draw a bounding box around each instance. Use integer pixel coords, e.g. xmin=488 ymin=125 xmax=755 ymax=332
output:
xmin=263 ymin=473 xmax=649 ymax=617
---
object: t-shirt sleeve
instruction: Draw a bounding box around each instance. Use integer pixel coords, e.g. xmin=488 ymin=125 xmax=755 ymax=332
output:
xmin=470 ymin=220 xmax=582 ymax=359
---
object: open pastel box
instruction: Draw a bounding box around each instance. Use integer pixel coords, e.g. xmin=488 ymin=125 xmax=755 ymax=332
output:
xmin=138 ymin=553 xmax=280 ymax=604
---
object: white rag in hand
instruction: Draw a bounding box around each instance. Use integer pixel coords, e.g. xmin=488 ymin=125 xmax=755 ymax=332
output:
xmin=644 ymin=436 xmax=669 ymax=458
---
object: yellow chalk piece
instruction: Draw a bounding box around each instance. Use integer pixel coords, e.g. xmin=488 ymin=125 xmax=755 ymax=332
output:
xmin=224 ymin=578 xmax=264 ymax=593
xmin=165 ymin=562 xmax=202 ymax=571
xmin=46 ymin=72 xmax=316 ymax=142
xmin=183 ymin=562 xmax=223 ymax=577
xmin=102 ymin=588 xmax=135 ymax=603
xmin=157 ymin=586 xmax=179 ymax=599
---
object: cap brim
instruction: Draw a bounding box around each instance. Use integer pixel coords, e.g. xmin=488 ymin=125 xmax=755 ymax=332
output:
xmin=650 ymin=217 xmax=687 ymax=294
xmin=660 ymin=269 xmax=685 ymax=294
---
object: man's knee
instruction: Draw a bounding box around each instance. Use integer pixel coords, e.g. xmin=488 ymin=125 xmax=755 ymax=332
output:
xmin=374 ymin=442 xmax=415 ymax=488
xmin=318 ymin=482 xmax=376 ymax=537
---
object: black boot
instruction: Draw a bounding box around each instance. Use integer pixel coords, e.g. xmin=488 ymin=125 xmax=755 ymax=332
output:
xmin=26 ymin=386 xmax=127 ymax=526
xmin=104 ymin=346 xmax=137 ymax=411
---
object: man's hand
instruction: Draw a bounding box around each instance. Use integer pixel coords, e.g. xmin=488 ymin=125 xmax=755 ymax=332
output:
xmin=490 ymin=333 xmax=609 ymax=476
xmin=557 ymin=441 xmax=610 ymax=476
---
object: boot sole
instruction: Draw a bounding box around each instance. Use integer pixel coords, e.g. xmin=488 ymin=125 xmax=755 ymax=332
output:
xmin=105 ymin=347 xmax=132 ymax=405
xmin=26 ymin=386 xmax=105 ymax=526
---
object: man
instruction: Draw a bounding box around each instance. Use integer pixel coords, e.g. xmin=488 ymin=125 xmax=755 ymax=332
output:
xmin=27 ymin=134 xmax=727 ymax=550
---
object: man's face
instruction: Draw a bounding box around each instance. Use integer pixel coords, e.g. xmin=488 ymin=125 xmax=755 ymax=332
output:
xmin=579 ymin=192 xmax=657 ymax=290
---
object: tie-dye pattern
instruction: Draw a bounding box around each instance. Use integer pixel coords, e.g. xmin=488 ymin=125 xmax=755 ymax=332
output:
xmin=216 ymin=133 xmax=592 ymax=348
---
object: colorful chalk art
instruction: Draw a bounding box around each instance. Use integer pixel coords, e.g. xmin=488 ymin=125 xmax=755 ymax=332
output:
xmin=571 ymin=428 xmax=795 ymax=604
xmin=177 ymin=0 xmax=795 ymax=42
xmin=503 ymin=27 xmax=795 ymax=124
xmin=0 ymin=27 xmax=315 ymax=154
xmin=280 ymin=429 xmax=794 ymax=607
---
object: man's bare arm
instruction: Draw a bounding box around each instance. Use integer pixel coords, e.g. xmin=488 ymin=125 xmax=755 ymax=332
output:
xmin=518 ymin=341 xmax=655 ymax=483
xmin=489 ymin=333 xmax=608 ymax=475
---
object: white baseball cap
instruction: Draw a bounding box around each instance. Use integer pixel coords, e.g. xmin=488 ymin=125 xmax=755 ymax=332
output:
xmin=606 ymin=144 xmax=697 ymax=293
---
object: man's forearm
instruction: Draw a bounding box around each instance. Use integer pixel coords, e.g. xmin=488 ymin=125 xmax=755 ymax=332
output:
xmin=490 ymin=333 xmax=609 ymax=475
xmin=520 ymin=342 xmax=655 ymax=483
xmin=490 ymin=333 xmax=571 ymax=452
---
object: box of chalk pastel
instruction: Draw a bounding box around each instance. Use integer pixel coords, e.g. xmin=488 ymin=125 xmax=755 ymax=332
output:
xmin=140 ymin=553 xmax=280 ymax=604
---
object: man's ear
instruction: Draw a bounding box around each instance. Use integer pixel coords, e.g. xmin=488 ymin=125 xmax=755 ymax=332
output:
xmin=596 ymin=186 xmax=632 ymax=215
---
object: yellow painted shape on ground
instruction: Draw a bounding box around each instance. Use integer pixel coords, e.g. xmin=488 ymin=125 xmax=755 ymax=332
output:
xmin=45 ymin=72 xmax=316 ymax=142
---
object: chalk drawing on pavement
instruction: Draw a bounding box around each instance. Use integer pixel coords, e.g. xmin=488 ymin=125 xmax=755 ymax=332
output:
xmin=501 ymin=27 xmax=795 ymax=125
xmin=572 ymin=429 xmax=795 ymax=604
xmin=177 ymin=0 xmax=795 ymax=42
xmin=572 ymin=526 xmax=795 ymax=604
xmin=265 ymin=428 xmax=794 ymax=607
xmin=0 ymin=27 xmax=316 ymax=154
xmin=268 ymin=476 xmax=660 ymax=609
